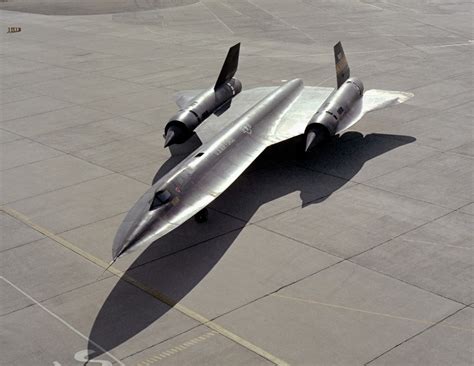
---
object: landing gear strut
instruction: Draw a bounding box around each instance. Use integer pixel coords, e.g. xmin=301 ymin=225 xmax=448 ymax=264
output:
xmin=194 ymin=208 xmax=208 ymax=223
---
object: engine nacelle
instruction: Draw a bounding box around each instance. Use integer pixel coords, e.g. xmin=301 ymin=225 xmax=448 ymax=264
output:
xmin=305 ymin=77 xmax=364 ymax=151
xmin=164 ymin=43 xmax=242 ymax=147
xmin=163 ymin=78 xmax=242 ymax=147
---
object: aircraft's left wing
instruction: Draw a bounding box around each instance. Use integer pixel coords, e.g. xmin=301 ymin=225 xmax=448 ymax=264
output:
xmin=262 ymin=87 xmax=413 ymax=142
xmin=334 ymin=89 xmax=413 ymax=134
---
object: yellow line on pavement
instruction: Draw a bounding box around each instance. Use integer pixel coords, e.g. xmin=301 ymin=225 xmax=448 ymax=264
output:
xmin=1 ymin=206 xmax=289 ymax=366
xmin=272 ymin=293 xmax=473 ymax=332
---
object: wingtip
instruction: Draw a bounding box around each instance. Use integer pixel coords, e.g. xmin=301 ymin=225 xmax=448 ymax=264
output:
xmin=398 ymin=91 xmax=414 ymax=103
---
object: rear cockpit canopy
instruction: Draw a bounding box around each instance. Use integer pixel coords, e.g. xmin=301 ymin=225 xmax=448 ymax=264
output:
xmin=150 ymin=189 xmax=171 ymax=210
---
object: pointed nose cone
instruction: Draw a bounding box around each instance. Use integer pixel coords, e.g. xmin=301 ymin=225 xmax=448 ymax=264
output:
xmin=112 ymin=221 xmax=138 ymax=260
xmin=305 ymin=131 xmax=317 ymax=152
xmin=112 ymin=188 xmax=177 ymax=260
xmin=112 ymin=215 xmax=149 ymax=260
xmin=112 ymin=190 xmax=154 ymax=259
xmin=164 ymin=129 xmax=176 ymax=148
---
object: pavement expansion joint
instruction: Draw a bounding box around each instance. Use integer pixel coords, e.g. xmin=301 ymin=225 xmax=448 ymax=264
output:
xmin=0 ymin=275 xmax=126 ymax=366
xmin=363 ymin=306 xmax=471 ymax=365
xmin=0 ymin=205 xmax=290 ymax=366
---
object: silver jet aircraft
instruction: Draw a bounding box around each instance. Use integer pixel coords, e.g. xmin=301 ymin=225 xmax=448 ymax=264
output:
xmin=111 ymin=42 xmax=413 ymax=261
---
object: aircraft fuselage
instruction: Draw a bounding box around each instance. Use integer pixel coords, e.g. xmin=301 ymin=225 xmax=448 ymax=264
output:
xmin=113 ymin=79 xmax=304 ymax=258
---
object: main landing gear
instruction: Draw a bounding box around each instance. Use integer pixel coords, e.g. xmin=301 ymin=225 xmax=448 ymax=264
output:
xmin=194 ymin=208 xmax=209 ymax=223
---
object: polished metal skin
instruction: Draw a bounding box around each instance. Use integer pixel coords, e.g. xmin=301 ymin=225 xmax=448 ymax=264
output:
xmin=164 ymin=43 xmax=242 ymax=147
xmin=112 ymin=42 xmax=413 ymax=260
xmin=113 ymin=79 xmax=303 ymax=259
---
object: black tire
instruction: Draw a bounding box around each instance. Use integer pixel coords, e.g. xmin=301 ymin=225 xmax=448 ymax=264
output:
xmin=194 ymin=208 xmax=208 ymax=223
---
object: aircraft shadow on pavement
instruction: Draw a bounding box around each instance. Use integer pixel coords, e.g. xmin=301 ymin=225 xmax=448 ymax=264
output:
xmin=87 ymin=132 xmax=415 ymax=360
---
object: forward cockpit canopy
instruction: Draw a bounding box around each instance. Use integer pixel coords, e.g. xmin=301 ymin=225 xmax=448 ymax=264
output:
xmin=150 ymin=189 xmax=171 ymax=210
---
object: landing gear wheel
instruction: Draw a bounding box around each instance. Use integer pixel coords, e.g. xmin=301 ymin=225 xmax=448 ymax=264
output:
xmin=194 ymin=208 xmax=208 ymax=223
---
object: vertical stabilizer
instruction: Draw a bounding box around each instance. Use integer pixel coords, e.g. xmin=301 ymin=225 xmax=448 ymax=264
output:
xmin=334 ymin=41 xmax=350 ymax=88
xmin=215 ymin=43 xmax=240 ymax=89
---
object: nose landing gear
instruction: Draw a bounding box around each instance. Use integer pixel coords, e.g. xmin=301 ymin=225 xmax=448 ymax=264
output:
xmin=194 ymin=208 xmax=209 ymax=223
